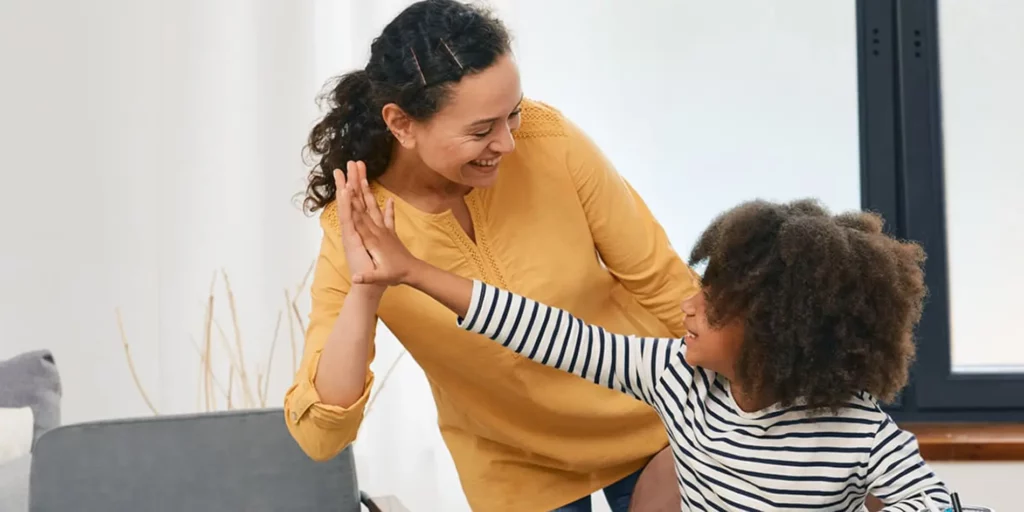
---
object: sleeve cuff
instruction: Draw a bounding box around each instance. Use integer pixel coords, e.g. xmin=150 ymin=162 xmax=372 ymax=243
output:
xmin=285 ymin=350 xmax=374 ymax=429
xmin=455 ymin=279 xmax=488 ymax=333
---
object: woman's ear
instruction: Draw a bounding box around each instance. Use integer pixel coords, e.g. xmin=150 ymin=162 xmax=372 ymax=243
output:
xmin=381 ymin=103 xmax=415 ymax=149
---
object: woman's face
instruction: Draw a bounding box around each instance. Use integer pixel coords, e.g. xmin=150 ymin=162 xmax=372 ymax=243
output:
xmin=681 ymin=289 xmax=745 ymax=378
xmin=407 ymin=53 xmax=523 ymax=188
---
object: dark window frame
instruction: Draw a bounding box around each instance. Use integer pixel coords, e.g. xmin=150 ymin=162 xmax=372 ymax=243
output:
xmin=857 ymin=0 xmax=1024 ymax=422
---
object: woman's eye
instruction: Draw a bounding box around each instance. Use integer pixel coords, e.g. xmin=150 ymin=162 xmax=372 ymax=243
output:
xmin=508 ymin=110 xmax=522 ymax=130
xmin=472 ymin=110 xmax=520 ymax=139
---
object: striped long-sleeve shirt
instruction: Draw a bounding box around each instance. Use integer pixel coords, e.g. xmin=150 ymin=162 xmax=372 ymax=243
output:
xmin=457 ymin=281 xmax=951 ymax=512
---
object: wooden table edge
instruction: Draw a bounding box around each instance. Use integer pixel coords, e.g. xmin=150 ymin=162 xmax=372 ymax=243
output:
xmin=902 ymin=422 xmax=1024 ymax=461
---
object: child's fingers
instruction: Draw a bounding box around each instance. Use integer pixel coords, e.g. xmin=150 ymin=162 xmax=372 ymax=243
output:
xmin=361 ymin=184 xmax=385 ymax=227
xmin=352 ymin=205 xmax=381 ymax=240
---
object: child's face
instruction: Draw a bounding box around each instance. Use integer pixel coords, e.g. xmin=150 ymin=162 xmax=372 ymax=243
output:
xmin=681 ymin=290 xmax=745 ymax=379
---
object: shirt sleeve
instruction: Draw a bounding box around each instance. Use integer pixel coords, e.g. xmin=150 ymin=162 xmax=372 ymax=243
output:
xmin=867 ymin=416 xmax=952 ymax=511
xmin=563 ymin=116 xmax=701 ymax=337
xmin=457 ymin=280 xmax=683 ymax=405
xmin=283 ymin=203 xmax=377 ymax=461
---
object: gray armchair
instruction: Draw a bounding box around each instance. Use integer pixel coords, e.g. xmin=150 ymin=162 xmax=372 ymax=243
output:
xmin=28 ymin=408 xmax=389 ymax=512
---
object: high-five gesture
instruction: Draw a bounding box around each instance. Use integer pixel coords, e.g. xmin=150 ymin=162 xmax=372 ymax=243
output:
xmin=339 ymin=171 xmax=475 ymax=317
xmin=343 ymin=178 xmax=418 ymax=287
xmin=333 ymin=161 xmax=385 ymax=293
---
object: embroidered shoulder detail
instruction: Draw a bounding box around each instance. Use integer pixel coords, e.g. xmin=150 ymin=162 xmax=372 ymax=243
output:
xmin=514 ymin=99 xmax=567 ymax=140
xmin=321 ymin=201 xmax=339 ymax=231
xmin=319 ymin=189 xmax=387 ymax=232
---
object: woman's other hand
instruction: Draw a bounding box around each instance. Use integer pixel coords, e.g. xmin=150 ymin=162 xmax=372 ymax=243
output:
xmin=334 ymin=161 xmax=386 ymax=295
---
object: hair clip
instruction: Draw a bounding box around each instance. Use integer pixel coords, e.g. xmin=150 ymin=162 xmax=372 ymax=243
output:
xmin=408 ymin=46 xmax=427 ymax=85
xmin=441 ymin=40 xmax=464 ymax=70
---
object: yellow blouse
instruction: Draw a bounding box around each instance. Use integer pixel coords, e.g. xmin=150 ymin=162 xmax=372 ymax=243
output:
xmin=284 ymin=100 xmax=700 ymax=511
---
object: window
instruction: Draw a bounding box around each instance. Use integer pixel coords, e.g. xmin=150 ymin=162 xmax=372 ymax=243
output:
xmin=939 ymin=2 xmax=1024 ymax=375
xmin=858 ymin=0 xmax=1024 ymax=421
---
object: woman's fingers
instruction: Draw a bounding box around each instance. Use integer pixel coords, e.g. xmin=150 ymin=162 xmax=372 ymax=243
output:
xmin=359 ymin=173 xmax=384 ymax=226
xmin=334 ymin=170 xmax=355 ymax=233
xmin=351 ymin=268 xmax=386 ymax=285
xmin=347 ymin=161 xmax=367 ymax=212
xmin=334 ymin=168 xmax=348 ymax=221
xmin=383 ymin=198 xmax=396 ymax=231
xmin=348 ymin=161 xmax=385 ymax=227
xmin=354 ymin=162 xmax=384 ymax=226
xmin=334 ymin=168 xmax=347 ymax=191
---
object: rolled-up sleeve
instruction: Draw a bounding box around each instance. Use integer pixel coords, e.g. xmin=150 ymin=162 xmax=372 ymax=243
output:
xmin=283 ymin=203 xmax=377 ymax=461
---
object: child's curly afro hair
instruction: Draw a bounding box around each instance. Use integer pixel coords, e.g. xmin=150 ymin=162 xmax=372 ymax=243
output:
xmin=689 ymin=199 xmax=927 ymax=412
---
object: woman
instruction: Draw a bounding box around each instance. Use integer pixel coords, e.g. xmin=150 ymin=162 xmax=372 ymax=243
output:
xmin=284 ymin=1 xmax=698 ymax=510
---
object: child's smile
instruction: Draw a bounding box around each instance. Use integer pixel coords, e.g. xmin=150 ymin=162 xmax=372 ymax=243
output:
xmin=679 ymin=290 xmax=743 ymax=377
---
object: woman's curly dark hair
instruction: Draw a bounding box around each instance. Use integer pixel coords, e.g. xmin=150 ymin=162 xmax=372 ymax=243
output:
xmin=690 ymin=199 xmax=927 ymax=412
xmin=302 ymin=0 xmax=511 ymax=213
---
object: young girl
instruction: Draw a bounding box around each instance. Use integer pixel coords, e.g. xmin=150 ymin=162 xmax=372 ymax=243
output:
xmin=339 ymin=172 xmax=951 ymax=510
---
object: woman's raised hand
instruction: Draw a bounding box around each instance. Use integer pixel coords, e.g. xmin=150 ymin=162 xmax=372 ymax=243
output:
xmin=334 ymin=161 xmax=385 ymax=293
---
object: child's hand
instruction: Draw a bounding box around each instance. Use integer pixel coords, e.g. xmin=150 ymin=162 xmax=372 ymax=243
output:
xmin=345 ymin=180 xmax=418 ymax=287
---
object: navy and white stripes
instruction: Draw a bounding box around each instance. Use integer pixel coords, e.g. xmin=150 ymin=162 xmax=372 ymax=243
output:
xmin=458 ymin=281 xmax=950 ymax=511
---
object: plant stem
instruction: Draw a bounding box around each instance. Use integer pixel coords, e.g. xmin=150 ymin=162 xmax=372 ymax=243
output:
xmin=116 ymin=308 xmax=159 ymax=415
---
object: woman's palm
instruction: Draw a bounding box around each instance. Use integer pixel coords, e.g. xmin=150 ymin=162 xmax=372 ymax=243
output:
xmin=334 ymin=163 xmax=380 ymax=286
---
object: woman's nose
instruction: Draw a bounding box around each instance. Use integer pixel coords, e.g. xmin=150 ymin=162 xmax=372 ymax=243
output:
xmin=491 ymin=125 xmax=516 ymax=154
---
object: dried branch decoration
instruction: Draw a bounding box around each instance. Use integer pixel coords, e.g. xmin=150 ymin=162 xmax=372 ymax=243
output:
xmin=118 ymin=261 xmax=407 ymax=417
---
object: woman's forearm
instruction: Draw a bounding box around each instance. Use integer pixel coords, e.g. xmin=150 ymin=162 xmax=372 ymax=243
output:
xmin=404 ymin=261 xmax=474 ymax=318
xmin=313 ymin=285 xmax=382 ymax=408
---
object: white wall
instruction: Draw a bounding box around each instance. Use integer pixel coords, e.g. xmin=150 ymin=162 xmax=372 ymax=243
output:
xmin=931 ymin=462 xmax=1022 ymax=510
xmin=0 ymin=0 xmax=322 ymax=421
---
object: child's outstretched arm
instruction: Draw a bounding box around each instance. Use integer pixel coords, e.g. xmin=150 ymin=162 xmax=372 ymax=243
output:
xmin=866 ymin=416 xmax=952 ymax=511
xmin=343 ymin=181 xmax=683 ymax=405
xmin=451 ymin=279 xmax=683 ymax=405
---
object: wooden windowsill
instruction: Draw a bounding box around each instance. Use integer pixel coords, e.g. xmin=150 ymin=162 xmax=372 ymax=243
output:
xmin=902 ymin=423 xmax=1024 ymax=461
